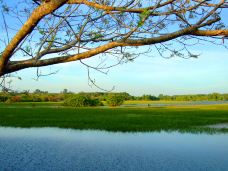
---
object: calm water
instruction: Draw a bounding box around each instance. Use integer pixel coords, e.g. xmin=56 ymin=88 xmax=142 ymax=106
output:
xmin=121 ymin=101 xmax=228 ymax=107
xmin=0 ymin=101 xmax=228 ymax=108
xmin=0 ymin=127 xmax=228 ymax=171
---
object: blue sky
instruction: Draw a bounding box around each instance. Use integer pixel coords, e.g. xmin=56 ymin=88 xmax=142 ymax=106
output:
xmin=1 ymin=2 xmax=228 ymax=95
xmin=10 ymin=43 xmax=228 ymax=95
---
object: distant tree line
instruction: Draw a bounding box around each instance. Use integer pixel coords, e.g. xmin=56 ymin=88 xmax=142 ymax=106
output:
xmin=0 ymin=89 xmax=132 ymax=103
xmin=0 ymin=90 xmax=64 ymax=103
xmin=157 ymin=93 xmax=228 ymax=101
xmin=0 ymin=89 xmax=228 ymax=103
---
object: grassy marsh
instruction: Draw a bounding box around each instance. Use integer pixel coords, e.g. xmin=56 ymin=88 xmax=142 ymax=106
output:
xmin=0 ymin=103 xmax=228 ymax=132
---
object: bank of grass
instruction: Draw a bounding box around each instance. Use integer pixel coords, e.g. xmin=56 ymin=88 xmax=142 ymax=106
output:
xmin=0 ymin=103 xmax=228 ymax=133
xmin=0 ymin=102 xmax=61 ymax=107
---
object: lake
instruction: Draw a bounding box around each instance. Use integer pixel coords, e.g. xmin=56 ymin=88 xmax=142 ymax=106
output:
xmin=121 ymin=101 xmax=228 ymax=107
xmin=0 ymin=127 xmax=228 ymax=171
xmin=0 ymin=101 xmax=228 ymax=109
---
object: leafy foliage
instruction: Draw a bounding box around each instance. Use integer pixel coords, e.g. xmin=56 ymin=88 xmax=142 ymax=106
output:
xmin=106 ymin=94 xmax=125 ymax=107
xmin=63 ymin=94 xmax=102 ymax=107
xmin=0 ymin=0 xmax=227 ymax=77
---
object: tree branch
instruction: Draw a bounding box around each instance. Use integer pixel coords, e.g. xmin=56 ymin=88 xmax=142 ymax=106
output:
xmin=0 ymin=0 xmax=68 ymax=74
xmin=192 ymin=30 xmax=228 ymax=36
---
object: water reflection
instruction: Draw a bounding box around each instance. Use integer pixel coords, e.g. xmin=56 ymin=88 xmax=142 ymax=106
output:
xmin=0 ymin=127 xmax=228 ymax=171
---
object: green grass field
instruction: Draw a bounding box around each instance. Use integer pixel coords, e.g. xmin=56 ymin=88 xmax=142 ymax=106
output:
xmin=0 ymin=103 xmax=228 ymax=132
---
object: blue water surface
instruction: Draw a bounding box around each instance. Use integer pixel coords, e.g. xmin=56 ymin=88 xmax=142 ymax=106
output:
xmin=0 ymin=127 xmax=228 ymax=171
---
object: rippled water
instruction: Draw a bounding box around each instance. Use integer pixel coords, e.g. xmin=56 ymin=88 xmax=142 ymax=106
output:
xmin=0 ymin=127 xmax=228 ymax=171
